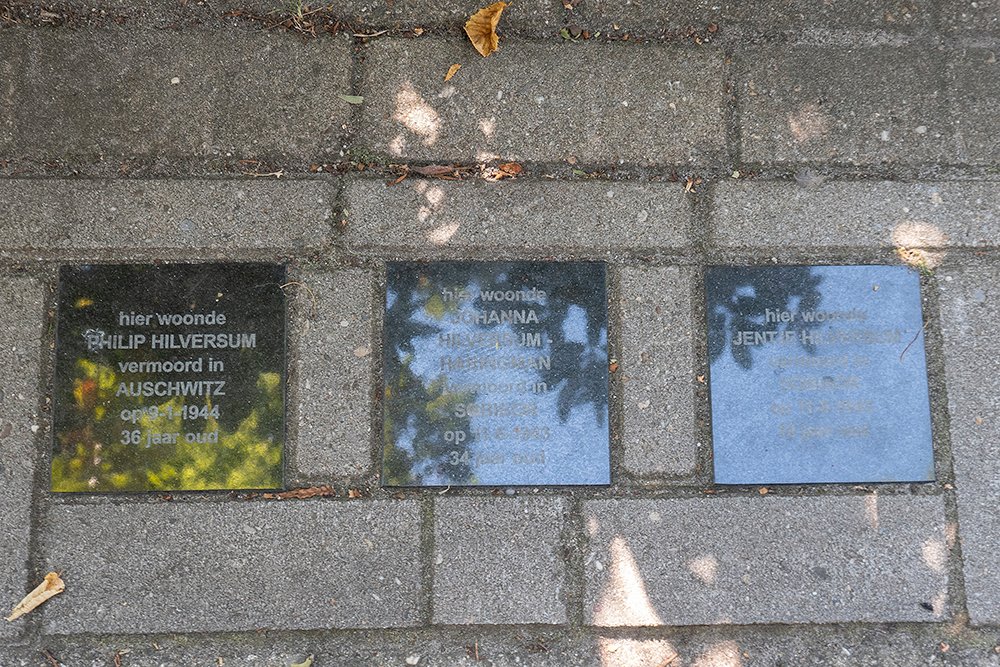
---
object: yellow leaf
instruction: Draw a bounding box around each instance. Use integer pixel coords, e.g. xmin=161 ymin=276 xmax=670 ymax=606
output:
xmin=444 ymin=63 xmax=462 ymax=81
xmin=465 ymin=1 xmax=507 ymax=57
xmin=5 ymin=572 xmax=65 ymax=622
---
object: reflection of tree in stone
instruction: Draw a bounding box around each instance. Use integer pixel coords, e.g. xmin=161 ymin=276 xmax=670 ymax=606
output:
xmin=706 ymin=267 xmax=824 ymax=370
xmin=492 ymin=263 xmax=608 ymax=424
xmin=53 ymin=360 xmax=283 ymax=491
xmin=52 ymin=264 xmax=285 ymax=492
xmin=382 ymin=262 xmax=609 ymax=485
xmin=383 ymin=264 xmax=478 ymax=485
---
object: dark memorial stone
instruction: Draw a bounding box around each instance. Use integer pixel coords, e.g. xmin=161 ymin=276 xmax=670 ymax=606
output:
xmin=382 ymin=261 xmax=610 ymax=486
xmin=53 ymin=264 xmax=286 ymax=492
xmin=706 ymin=265 xmax=934 ymax=484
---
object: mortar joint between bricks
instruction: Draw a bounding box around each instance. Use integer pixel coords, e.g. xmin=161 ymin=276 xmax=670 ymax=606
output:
xmin=562 ymin=495 xmax=587 ymax=627
xmin=920 ymin=272 xmax=972 ymax=622
xmin=20 ymin=267 xmax=60 ymax=645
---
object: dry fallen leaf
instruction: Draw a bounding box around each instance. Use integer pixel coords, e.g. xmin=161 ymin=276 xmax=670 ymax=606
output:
xmin=414 ymin=164 xmax=474 ymax=179
xmin=499 ymin=162 xmax=523 ymax=177
xmin=465 ymin=1 xmax=508 ymax=57
xmin=684 ymin=176 xmax=703 ymax=193
xmin=482 ymin=162 xmax=524 ymax=181
xmin=263 ymin=485 xmax=336 ymax=500
xmin=348 ymin=489 xmax=363 ymax=499
xmin=5 ymin=572 xmax=64 ymax=622
xmin=444 ymin=63 xmax=462 ymax=81
xmin=758 ymin=487 xmax=769 ymax=495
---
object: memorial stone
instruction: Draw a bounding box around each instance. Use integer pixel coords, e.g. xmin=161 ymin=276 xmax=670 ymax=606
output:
xmin=53 ymin=263 xmax=286 ymax=492
xmin=705 ymin=265 xmax=934 ymax=484
xmin=382 ymin=261 xmax=610 ymax=486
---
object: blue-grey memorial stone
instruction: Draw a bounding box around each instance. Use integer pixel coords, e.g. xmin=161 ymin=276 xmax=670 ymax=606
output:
xmin=382 ymin=261 xmax=610 ymax=486
xmin=706 ymin=265 xmax=934 ymax=484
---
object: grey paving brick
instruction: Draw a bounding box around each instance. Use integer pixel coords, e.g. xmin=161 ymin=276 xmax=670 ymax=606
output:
xmin=937 ymin=263 xmax=1000 ymax=625
xmin=620 ymin=266 xmax=697 ymax=476
xmin=358 ymin=38 xmax=726 ymax=165
xmin=739 ymin=46 xmax=952 ymax=165
xmin=291 ymin=268 xmax=374 ymax=479
xmin=941 ymin=0 xmax=1000 ymax=35
xmin=343 ymin=178 xmax=692 ymax=255
xmin=40 ymin=500 xmax=421 ymax=634
xmin=734 ymin=0 xmax=931 ymax=31
xmin=0 ymin=28 xmax=352 ymax=161
xmin=950 ymin=49 xmax=1000 ymax=166
xmin=0 ymin=179 xmax=335 ymax=256
xmin=433 ymin=496 xmax=567 ymax=624
xmin=573 ymin=0 xmax=930 ymax=34
xmin=0 ymin=277 xmax=45 ymax=641
xmin=569 ymin=0 xmax=726 ymax=33
xmin=712 ymin=180 xmax=1000 ymax=249
xmin=584 ymin=495 xmax=950 ymax=625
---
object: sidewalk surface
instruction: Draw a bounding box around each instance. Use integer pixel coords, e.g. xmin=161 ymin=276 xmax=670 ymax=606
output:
xmin=1 ymin=0 xmax=999 ymax=665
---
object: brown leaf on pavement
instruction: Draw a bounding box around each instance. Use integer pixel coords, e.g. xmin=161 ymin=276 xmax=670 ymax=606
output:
xmin=414 ymin=164 xmax=474 ymax=179
xmin=465 ymin=1 xmax=508 ymax=57
xmin=5 ymin=572 xmax=64 ymax=622
xmin=444 ymin=63 xmax=462 ymax=81
xmin=482 ymin=162 xmax=524 ymax=181
xmin=263 ymin=485 xmax=336 ymax=500
xmin=498 ymin=162 xmax=523 ymax=177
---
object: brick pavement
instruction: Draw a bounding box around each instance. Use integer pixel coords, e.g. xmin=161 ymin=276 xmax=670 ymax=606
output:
xmin=0 ymin=1 xmax=998 ymax=664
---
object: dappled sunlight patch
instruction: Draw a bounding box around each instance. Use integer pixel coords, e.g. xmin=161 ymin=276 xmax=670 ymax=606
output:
xmin=895 ymin=246 xmax=942 ymax=271
xmin=929 ymin=591 xmax=947 ymax=618
xmin=921 ymin=537 xmax=947 ymax=574
xmin=394 ymin=82 xmax=441 ymax=148
xmin=427 ymin=222 xmax=460 ymax=245
xmin=788 ymin=102 xmax=831 ymax=143
xmin=476 ymin=149 xmax=502 ymax=162
xmin=892 ymin=220 xmax=947 ymax=271
xmin=693 ymin=641 xmax=743 ymax=667
xmin=478 ymin=117 xmax=497 ymax=140
xmin=688 ymin=554 xmax=719 ymax=586
xmin=891 ymin=220 xmax=949 ymax=248
xmin=864 ymin=493 xmax=880 ymax=531
xmin=416 ymin=183 xmax=447 ymax=224
xmin=388 ymin=134 xmax=407 ymax=157
xmin=598 ymin=638 xmax=678 ymax=667
xmin=593 ymin=535 xmax=662 ymax=627
xmin=425 ymin=185 xmax=446 ymax=207
xmin=945 ymin=520 xmax=958 ymax=549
